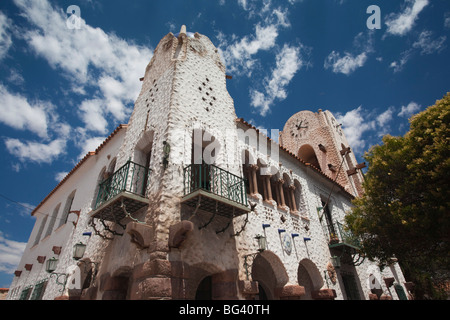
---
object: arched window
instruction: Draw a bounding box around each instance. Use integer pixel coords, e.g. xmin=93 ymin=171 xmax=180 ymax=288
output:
xmin=92 ymin=166 xmax=106 ymax=210
xmin=33 ymin=215 xmax=48 ymax=246
xmin=282 ymin=173 xmax=292 ymax=210
xmin=58 ymin=190 xmax=76 ymax=228
xmin=134 ymin=131 xmax=154 ymax=195
xmin=298 ymin=144 xmax=321 ymax=170
xmin=191 ymin=129 xmax=220 ymax=165
xmin=44 ymin=203 xmax=61 ymax=238
xmin=188 ymin=129 xmax=221 ymax=193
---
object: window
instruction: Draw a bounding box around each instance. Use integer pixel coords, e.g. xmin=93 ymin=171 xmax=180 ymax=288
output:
xmin=33 ymin=215 xmax=48 ymax=246
xmin=44 ymin=203 xmax=60 ymax=238
xmin=30 ymin=280 xmax=47 ymax=300
xmin=298 ymin=144 xmax=321 ymax=170
xmin=58 ymin=190 xmax=76 ymax=228
xmin=19 ymin=286 xmax=33 ymax=300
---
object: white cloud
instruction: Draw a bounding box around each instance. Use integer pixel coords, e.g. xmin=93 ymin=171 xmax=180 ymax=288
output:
xmin=336 ymin=106 xmax=376 ymax=153
xmin=5 ymin=137 xmax=67 ymax=164
xmin=250 ymin=44 xmax=304 ymax=116
xmin=389 ymin=49 xmax=412 ymax=73
xmin=376 ymin=107 xmax=395 ymax=137
xmin=0 ymin=84 xmax=71 ymax=164
xmin=217 ymin=0 xmax=293 ymax=77
xmin=377 ymin=107 xmax=394 ymax=127
xmin=0 ymin=12 xmax=13 ymax=60
xmin=445 ymin=12 xmax=450 ymax=29
xmin=55 ymin=171 xmax=69 ymax=182
xmin=78 ymin=99 xmax=109 ymax=134
xmin=73 ymin=127 xmax=107 ymax=159
xmin=413 ymin=30 xmax=447 ymax=55
xmin=398 ymin=101 xmax=421 ymax=117
xmin=13 ymin=0 xmax=153 ymax=133
xmin=385 ymin=0 xmax=429 ymax=36
xmin=324 ymin=51 xmax=368 ymax=75
xmin=0 ymin=84 xmax=50 ymax=138
xmin=0 ymin=232 xmax=27 ymax=274
xmin=218 ymin=23 xmax=279 ymax=76
xmin=324 ymin=31 xmax=374 ymax=75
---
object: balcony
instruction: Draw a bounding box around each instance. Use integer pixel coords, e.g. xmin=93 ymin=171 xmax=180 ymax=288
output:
xmin=327 ymin=221 xmax=360 ymax=250
xmin=182 ymin=164 xmax=250 ymax=218
xmin=91 ymin=160 xmax=150 ymax=222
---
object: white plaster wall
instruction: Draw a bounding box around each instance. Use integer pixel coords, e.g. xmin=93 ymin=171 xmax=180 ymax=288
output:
xmin=7 ymin=128 xmax=126 ymax=300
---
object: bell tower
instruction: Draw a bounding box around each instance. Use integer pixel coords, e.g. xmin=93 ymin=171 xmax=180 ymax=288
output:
xmin=279 ymin=109 xmax=366 ymax=197
xmin=91 ymin=26 xmax=246 ymax=300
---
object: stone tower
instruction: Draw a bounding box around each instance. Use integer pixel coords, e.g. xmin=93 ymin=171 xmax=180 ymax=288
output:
xmin=89 ymin=26 xmax=245 ymax=299
xmin=279 ymin=109 xmax=366 ymax=197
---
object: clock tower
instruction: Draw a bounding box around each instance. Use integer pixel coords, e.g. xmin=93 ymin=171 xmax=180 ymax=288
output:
xmin=279 ymin=109 xmax=365 ymax=197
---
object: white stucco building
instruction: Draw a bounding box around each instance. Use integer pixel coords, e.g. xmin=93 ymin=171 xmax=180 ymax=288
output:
xmin=7 ymin=26 xmax=410 ymax=301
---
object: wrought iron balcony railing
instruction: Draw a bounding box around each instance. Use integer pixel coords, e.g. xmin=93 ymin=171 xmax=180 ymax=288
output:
xmin=182 ymin=164 xmax=249 ymax=217
xmin=328 ymin=221 xmax=360 ymax=250
xmin=94 ymin=160 xmax=150 ymax=210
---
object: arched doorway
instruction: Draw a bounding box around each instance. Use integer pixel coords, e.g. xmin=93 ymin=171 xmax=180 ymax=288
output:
xmin=297 ymin=259 xmax=324 ymax=300
xmin=191 ymin=266 xmax=239 ymax=300
xmin=195 ymin=276 xmax=212 ymax=300
xmin=251 ymin=251 xmax=289 ymax=300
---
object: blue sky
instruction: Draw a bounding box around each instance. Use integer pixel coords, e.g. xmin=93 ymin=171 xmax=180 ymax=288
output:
xmin=0 ymin=0 xmax=449 ymax=287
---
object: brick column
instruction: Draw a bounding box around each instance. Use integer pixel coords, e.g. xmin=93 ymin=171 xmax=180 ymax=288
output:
xmin=277 ymin=179 xmax=286 ymax=207
xmin=289 ymin=185 xmax=297 ymax=212
xmin=265 ymin=176 xmax=273 ymax=201
xmin=211 ymin=269 xmax=239 ymax=300
xmin=249 ymin=165 xmax=258 ymax=195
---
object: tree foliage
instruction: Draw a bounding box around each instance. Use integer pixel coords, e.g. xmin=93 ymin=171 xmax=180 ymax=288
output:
xmin=346 ymin=93 xmax=450 ymax=299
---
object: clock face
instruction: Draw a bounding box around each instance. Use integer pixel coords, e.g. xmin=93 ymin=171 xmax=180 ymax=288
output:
xmin=282 ymin=233 xmax=292 ymax=255
xmin=290 ymin=119 xmax=309 ymax=138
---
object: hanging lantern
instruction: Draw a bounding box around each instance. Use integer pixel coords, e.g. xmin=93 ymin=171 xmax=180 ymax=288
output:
xmin=331 ymin=256 xmax=341 ymax=269
xmin=255 ymin=235 xmax=267 ymax=252
xmin=45 ymin=257 xmax=58 ymax=273
xmin=73 ymin=242 xmax=87 ymax=260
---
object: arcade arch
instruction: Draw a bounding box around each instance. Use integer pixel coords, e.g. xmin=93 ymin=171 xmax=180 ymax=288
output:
xmin=298 ymin=144 xmax=321 ymax=170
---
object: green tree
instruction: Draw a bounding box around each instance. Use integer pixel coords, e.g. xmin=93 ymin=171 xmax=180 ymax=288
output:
xmin=346 ymin=93 xmax=450 ymax=299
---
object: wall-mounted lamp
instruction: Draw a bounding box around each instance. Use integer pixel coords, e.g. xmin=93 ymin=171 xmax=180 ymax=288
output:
xmin=73 ymin=242 xmax=87 ymax=261
xmin=72 ymin=242 xmax=99 ymax=278
xmin=255 ymin=235 xmax=267 ymax=253
xmin=45 ymin=257 xmax=67 ymax=292
xmin=45 ymin=257 xmax=58 ymax=274
xmin=331 ymin=256 xmax=341 ymax=269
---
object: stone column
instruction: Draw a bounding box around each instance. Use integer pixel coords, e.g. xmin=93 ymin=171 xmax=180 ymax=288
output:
xmin=212 ymin=269 xmax=239 ymax=300
xmin=289 ymin=185 xmax=297 ymax=212
xmin=250 ymin=165 xmax=258 ymax=195
xmin=277 ymin=179 xmax=286 ymax=207
xmin=265 ymin=176 xmax=273 ymax=201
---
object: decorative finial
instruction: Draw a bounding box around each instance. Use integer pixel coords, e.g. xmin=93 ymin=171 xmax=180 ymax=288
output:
xmin=179 ymin=25 xmax=186 ymax=36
